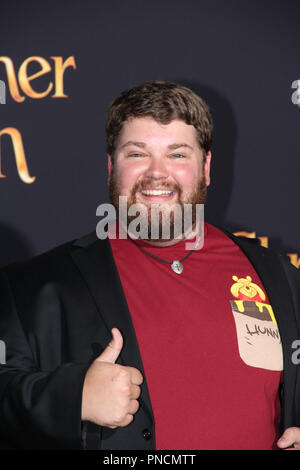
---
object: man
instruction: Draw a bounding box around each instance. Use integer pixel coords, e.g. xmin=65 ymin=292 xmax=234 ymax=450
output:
xmin=0 ymin=81 xmax=300 ymax=450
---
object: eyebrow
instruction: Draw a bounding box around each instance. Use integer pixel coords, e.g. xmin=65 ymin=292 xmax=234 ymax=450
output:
xmin=120 ymin=141 xmax=194 ymax=151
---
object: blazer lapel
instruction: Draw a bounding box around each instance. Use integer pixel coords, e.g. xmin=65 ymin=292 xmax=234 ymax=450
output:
xmin=69 ymin=231 xmax=154 ymax=424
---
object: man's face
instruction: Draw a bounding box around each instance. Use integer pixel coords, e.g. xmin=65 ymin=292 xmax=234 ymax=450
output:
xmin=107 ymin=116 xmax=211 ymax=241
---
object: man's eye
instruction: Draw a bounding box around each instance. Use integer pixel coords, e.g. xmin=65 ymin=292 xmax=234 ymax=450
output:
xmin=129 ymin=153 xmax=143 ymax=158
xmin=171 ymin=153 xmax=185 ymax=158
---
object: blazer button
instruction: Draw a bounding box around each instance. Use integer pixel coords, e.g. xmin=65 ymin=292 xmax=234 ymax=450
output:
xmin=142 ymin=429 xmax=152 ymax=440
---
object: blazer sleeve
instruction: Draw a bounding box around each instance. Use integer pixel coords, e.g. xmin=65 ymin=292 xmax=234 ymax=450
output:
xmin=0 ymin=269 xmax=90 ymax=449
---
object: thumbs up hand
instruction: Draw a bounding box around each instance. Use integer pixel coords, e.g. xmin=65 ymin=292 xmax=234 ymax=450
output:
xmin=81 ymin=328 xmax=143 ymax=428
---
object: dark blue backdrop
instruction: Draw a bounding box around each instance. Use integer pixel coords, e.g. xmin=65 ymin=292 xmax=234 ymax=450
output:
xmin=0 ymin=0 xmax=299 ymax=267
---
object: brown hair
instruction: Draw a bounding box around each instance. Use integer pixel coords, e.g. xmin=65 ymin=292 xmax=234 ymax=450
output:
xmin=105 ymin=81 xmax=213 ymax=162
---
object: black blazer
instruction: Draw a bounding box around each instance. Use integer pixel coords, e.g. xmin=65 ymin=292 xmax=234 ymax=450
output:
xmin=0 ymin=227 xmax=299 ymax=449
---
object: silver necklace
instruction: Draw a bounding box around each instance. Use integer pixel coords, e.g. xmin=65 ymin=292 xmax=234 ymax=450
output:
xmin=130 ymin=235 xmax=201 ymax=274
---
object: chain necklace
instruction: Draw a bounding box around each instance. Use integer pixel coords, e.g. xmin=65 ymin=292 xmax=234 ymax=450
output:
xmin=130 ymin=234 xmax=201 ymax=274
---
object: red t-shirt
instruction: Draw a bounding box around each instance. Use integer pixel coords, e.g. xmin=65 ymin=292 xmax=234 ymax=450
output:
xmin=108 ymin=221 xmax=283 ymax=450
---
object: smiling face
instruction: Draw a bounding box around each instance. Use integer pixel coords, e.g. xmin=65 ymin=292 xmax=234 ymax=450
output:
xmin=108 ymin=116 xmax=211 ymax=244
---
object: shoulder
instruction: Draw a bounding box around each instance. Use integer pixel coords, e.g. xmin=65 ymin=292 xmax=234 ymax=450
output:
xmin=209 ymin=222 xmax=267 ymax=252
xmin=210 ymin=222 xmax=298 ymax=272
xmin=0 ymin=230 xmax=105 ymax=285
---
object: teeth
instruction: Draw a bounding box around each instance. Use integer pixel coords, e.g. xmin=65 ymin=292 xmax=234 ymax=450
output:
xmin=141 ymin=190 xmax=173 ymax=196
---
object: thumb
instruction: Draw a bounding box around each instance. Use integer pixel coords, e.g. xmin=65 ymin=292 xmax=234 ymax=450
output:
xmin=277 ymin=427 xmax=298 ymax=449
xmin=96 ymin=328 xmax=123 ymax=364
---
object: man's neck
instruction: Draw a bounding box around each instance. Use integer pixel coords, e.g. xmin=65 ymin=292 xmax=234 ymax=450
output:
xmin=120 ymin=221 xmax=200 ymax=248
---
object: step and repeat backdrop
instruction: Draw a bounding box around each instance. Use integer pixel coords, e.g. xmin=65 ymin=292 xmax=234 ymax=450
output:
xmin=0 ymin=0 xmax=299 ymax=268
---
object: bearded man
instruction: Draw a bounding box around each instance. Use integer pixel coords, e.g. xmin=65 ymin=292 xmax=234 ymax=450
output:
xmin=0 ymin=81 xmax=300 ymax=450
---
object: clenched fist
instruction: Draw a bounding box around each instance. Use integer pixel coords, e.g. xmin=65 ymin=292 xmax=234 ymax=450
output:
xmin=81 ymin=328 xmax=143 ymax=428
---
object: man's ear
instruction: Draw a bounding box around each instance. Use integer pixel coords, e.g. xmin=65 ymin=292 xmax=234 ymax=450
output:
xmin=107 ymin=155 xmax=113 ymax=187
xmin=204 ymin=151 xmax=212 ymax=186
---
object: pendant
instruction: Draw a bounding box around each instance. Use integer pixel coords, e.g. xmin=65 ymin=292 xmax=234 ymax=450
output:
xmin=171 ymin=260 xmax=183 ymax=274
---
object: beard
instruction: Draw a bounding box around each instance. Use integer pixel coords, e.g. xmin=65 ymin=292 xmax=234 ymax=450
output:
xmin=108 ymin=166 xmax=207 ymax=242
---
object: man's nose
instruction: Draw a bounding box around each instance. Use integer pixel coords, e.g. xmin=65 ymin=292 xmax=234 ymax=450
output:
xmin=143 ymin=156 xmax=169 ymax=179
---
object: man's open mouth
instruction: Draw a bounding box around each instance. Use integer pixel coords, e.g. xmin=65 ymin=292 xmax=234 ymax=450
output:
xmin=138 ymin=189 xmax=175 ymax=199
